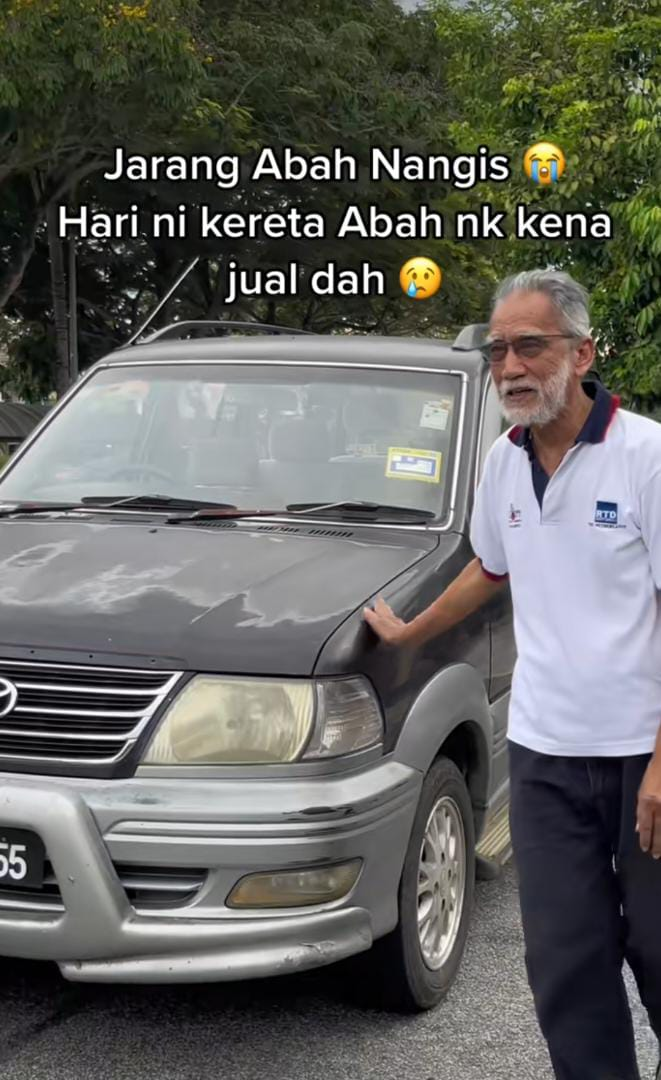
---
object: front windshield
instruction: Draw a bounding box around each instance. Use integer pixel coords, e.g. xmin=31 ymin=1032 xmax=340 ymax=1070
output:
xmin=0 ymin=362 xmax=462 ymax=520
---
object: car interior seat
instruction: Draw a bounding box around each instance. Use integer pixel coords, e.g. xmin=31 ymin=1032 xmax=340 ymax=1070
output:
xmin=259 ymin=416 xmax=337 ymax=506
xmin=329 ymin=392 xmax=401 ymax=503
xmin=185 ymin=398 xmax=262 ymax=502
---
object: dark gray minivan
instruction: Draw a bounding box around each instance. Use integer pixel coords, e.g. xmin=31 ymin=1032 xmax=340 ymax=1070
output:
xmin=0 ymin=323 xmax=513 ymax=1010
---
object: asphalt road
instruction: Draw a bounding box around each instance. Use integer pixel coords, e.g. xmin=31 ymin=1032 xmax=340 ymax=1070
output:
xmin=1 ymin=865 xmax=658 ymax=1080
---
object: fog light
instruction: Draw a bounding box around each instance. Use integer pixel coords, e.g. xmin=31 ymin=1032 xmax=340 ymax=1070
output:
xmin=226 ymin=860 xmax=362 ymax=908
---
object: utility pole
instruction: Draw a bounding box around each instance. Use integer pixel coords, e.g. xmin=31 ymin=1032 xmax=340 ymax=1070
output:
xmin=68 ymin=234 xmax=78 ymax=383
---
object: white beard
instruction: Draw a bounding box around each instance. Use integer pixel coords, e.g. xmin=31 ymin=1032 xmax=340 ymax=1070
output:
xmin=498 ymin=358 xmax=573 ymax=426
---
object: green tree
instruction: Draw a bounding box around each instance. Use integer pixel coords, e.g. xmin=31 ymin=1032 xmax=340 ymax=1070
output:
xmin=192 ymin=0 xmax=500 ymax=334
xmin=6 ymin=0 xmax=657 ymax=409
xmin=0 ymin=0 xmax=216 ymax=392
xmin=2 ymin=0 xmax=503 ymax=398
xmin=83 ymin=0 xmax=497 ymax=344
xmin=432 ymin=0 xmax=661 ymax=407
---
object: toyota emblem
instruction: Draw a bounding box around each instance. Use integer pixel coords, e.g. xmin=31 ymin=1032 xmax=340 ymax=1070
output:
xmin=0 ymin=677 xmax=18 ymax=718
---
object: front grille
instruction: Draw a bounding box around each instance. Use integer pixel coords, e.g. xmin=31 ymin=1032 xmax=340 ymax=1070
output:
xmin=0 ymin=660 xmax=181 ymax=764
xmin=116 ymin=863 xmax=208 ymax=909
xmin=0 ymin=860 xmax=207 ymax=914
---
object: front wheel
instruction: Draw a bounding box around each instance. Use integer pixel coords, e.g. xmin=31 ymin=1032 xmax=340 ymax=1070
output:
xmin=371 ymin=756 xmax=476 ymax=1012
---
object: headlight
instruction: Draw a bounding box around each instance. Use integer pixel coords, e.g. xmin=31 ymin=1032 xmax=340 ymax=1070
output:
xmin=302 ymin=678 xmax=383 ymax=759
xmin=140 ymin=675 xmax=383 ymax=766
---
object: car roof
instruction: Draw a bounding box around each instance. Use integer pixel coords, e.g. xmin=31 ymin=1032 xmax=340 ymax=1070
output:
xmin=99 ymin=333 xmax=485 ymax=377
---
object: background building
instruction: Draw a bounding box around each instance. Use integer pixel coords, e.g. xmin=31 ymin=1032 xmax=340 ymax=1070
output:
xmin=0 ymin=403 xmax=50 ymax=457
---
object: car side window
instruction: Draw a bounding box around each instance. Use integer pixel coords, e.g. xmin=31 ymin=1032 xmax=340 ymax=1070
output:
xmin=476 ymin=376 xmax=504 ymax=485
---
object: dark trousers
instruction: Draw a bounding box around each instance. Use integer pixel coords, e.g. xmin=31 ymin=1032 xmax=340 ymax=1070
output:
xmin=508 ymin=739 xmax=661 ymax=1080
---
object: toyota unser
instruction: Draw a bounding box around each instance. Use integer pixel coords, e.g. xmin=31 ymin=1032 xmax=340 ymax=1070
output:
xmin=0 ymin=323 xmax=513 ymax=1010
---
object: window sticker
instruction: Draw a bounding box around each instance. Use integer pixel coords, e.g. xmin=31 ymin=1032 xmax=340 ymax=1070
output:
xmin=419 ymin=398 xmax=452 ymax=431
xmin=385 ymin=447 xmax=442 ymax=483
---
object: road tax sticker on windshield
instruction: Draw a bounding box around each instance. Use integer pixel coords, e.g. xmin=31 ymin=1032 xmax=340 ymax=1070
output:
xmin=419 ymin=398 xmax=452 ymax=430
xmin=386 ymin=448 xmax=442 ymax=483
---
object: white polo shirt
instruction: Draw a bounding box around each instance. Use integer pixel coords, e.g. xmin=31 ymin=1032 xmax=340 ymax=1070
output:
xmin=470 ymin=381 xmax=661 ymax=756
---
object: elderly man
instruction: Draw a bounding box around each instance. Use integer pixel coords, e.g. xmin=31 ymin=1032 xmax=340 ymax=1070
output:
xmin=364 ymin=269 xmax=661 ymax=1080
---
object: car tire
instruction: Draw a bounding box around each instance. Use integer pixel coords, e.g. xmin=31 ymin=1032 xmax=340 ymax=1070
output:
xmin=370 ymin=755 xmax=476 ymax=1012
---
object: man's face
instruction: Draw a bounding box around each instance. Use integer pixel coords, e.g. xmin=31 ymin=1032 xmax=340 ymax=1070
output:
xmin=488 ymin=291 xmax=583 ymax=426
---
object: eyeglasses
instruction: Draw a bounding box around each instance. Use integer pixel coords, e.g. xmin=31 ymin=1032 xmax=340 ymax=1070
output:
xmin=481 ymin=334 xmax=578 ymax=364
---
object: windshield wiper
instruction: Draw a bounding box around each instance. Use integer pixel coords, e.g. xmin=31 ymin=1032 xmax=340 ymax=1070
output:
xmin=166 ymin=507 xmax=287 ymax=523
xmin=167 ymin=500 xmax=436 ymax=524
xmin=81 ymin=494 xmax=238 ymax=511
xmin=0 ymin=495 xmax=239 ymax=519
xmin=285 ymin=500 xmax=436 ymax=520
xmin=0 ymin=497 xmax=434 ymax=524
xmin=0 ymin=501 xmax=88 ymax=518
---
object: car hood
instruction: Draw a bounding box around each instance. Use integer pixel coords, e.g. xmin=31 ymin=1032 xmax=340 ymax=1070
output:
xmin=0 ymin=518 xmax=437 ymax=674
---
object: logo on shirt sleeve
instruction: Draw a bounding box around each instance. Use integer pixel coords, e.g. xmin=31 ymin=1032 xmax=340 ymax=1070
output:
xmin=592 ymin=501 xmax=622 ymax=528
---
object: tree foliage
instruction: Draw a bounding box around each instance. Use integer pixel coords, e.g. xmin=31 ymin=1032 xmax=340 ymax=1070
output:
xmin=0 ymin=0 xmax=658 ymax=407
xmin=433 ymin=0 xmax=661 ymax=405
xmin=1 ymin=0 xmax=501 ymax=398
xmin=0 ymin=0 xmax=214 ymax=330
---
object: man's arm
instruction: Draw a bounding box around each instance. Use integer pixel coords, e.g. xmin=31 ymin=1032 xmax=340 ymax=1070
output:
xmin=363 ymin=556 xmax=508 ymax=649
xmin=635 ymin=464 xmax=661 ymax=857
xmin=637 ymin=724 xmax=661 ymax=859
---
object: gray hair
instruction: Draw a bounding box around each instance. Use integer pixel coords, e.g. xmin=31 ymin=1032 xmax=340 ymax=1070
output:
xmin=492 ymin=270 xmax=591 ymax=338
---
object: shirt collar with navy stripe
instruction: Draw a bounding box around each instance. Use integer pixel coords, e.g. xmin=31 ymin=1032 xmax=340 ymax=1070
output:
xmin=508 ymin=380 xmax=620 ymax=461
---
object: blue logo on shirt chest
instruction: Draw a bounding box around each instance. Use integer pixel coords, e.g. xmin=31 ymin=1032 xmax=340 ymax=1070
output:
xmin=594 ymin=501 xmax=619 ymax=527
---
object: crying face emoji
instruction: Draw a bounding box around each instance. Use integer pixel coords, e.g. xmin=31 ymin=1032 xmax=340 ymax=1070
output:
xmin=399 ymin=257 xmax=442 ymax=300
xmin=524 ymin=142 xmax=566 ymax=185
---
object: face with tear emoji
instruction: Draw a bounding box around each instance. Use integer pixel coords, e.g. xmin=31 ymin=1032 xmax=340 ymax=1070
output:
xmin=399 ymin=257 xmax=442 ymax=300
xmin=524 ymin=142 xmax=566 ymax=185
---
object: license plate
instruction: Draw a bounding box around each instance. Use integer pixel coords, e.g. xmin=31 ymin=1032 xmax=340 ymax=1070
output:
xmin=0 ymin=828 xmax=45 ymax=889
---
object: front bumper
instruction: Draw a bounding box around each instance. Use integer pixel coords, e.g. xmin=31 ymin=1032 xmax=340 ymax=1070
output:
xmin=0 ymin=760 xmax=421 ymax=983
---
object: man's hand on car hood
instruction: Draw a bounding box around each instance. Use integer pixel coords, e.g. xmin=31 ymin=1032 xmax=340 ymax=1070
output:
xmin=363 ymin=596 xmax=412 ymax=646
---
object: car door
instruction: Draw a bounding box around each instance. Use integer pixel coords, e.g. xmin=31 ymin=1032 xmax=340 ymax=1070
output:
xmin=474 ymin=373 xmax=515 ymax=792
